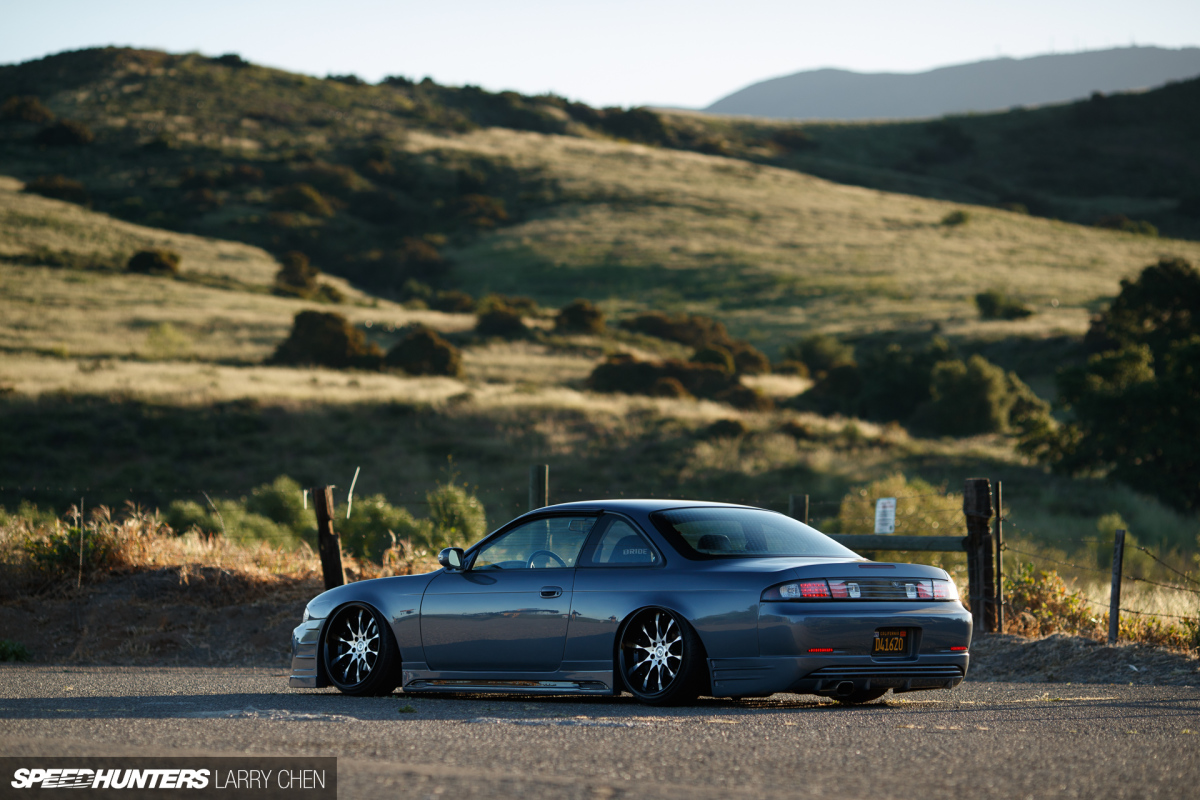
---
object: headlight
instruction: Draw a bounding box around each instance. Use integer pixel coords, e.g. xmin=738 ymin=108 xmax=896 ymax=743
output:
xmin=302 ymin=607 xmax=310 ymax=623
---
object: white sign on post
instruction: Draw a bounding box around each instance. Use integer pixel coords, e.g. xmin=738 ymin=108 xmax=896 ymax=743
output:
xmin=874 ymin=497 xmax=896 ymax=534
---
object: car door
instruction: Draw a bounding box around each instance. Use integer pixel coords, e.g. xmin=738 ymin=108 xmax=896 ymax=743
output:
xmin=420 ymin=514 xmax=597 ymax=672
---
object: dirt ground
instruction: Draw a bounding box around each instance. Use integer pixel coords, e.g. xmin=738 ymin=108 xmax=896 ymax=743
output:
xmin=2 ymin=568 xmax=1197 ymax=687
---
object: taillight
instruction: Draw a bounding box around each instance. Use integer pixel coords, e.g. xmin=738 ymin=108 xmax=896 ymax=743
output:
xmin=933 ymin=579 xmax=958 ymax=600
xmin=950 ymin=646 xmax=968 ymax=651
xmin=762 ymin=579 xmax=831 ymax=601
xmin=808 ymin=648 xmax=834 ymax=653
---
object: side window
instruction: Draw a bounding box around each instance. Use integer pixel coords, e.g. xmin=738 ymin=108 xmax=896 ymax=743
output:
xmin=473 ymin=516 xmax=596 ymax=570
xmin=588 ymin=520 xmax=660 ymax=566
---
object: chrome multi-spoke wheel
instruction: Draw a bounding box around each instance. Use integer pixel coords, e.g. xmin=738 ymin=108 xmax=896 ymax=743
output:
xmin=619 ymin=608 xmax=704 ymax=706
xmin=323 ymin=603 xmax=399 ymax=696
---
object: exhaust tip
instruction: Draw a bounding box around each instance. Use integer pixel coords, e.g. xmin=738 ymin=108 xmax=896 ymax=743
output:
xmin=834 ymin=681 xmax=855 ymax=697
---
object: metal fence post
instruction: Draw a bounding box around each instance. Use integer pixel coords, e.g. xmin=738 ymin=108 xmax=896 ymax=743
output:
xmin=529 ymin=464 xmax=549 ymax=511
xmin=1108 ymin=529 xmax=1126 ymax=644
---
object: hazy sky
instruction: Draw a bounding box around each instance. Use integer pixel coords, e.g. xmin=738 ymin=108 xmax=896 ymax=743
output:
xmin=2 ymin=0 xmax=1197 ymax=108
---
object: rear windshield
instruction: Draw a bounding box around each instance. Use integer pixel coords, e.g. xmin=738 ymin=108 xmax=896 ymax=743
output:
xmin=650 ymin=507 xmax=858 ymax=560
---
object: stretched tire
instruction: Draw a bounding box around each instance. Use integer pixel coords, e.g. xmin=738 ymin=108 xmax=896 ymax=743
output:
xmin=323 ymin=603 xmax=400 ymax=696
xmin=835 ymin=687 xmax=889 ymax=705
xmin=618 ymin=607 xmax=706 ymax=706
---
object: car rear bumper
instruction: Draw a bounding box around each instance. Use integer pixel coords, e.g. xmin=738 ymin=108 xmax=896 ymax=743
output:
xmin=707 ymin=653 xmax=968 ymax=697
xmin=288 ymin=619 xmax=327 ymax=689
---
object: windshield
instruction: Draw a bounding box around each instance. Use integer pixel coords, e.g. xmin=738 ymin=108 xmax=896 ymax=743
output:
xmin=651 ymin=507 xmax=858 ymax=559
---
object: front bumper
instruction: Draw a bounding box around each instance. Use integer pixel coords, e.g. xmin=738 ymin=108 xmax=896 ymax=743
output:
xmin=288 ymin=618 xmax=327 ymax=689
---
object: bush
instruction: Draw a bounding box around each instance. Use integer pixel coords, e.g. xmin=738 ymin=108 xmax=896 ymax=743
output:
xmin=457 ymin=194 xmax=508 ymax=228
xmin=650 ymin=376 xmax=692 ymax=398
xmin=269 ymin=310 xmax=384 ymax=369
xmin=770 ymin=127 xmax=817 ymax=151
xmin=917 ymin=355 xmax=1014 ymax=436
xmin=34 ymin=119 xmax=94 ymax=146
xmin=0 ymin=640 xmax=31 ymax=662
xmin=781 ymin=334 xmax=854 ymax=378
xmin=163 ymin=498 xmax=301 ymax=549
xmin=127 ymin=249 xmax=181 ymax=276
xmin=213 ymin=53 xmax=249 ymax=68
xmin=941 ymin=209 xmax=970 ymax=226
xmin=691 ymin=346 xmax=735 ymax=373
xmin=430 ymin=290 xmax=476 ymax=313
xmin=555 ymin=299 xmax=605 ymax=334
xmin=244 ymin=476 xmax=312 ymax=542
xmin=476 ymin=306 xmax=526 ymax=338
xmin=1 ymin=95 xmax=54 ymax=124
xmin=620 ymin=311 xmax=727 ymax=349
xmin=426 ymin=482 xmax=488 ymax=549
xmin=272 ymin=183 xmax=335 ymax=217
xmin=703 ymin=419 xmax=748 ymax=439
xmin=340 ymin=496 xmax=430 ymax=562
xmin=714 ymin=385 xmax=774 ymax=411
xmin=772 ymin=360 xmax=810 ymax=378
xmin=975 ymin=289 xmax=1034 ymax=320
xmin=588 ymin=354 xmax=739 ymax=402
xmin=1095 ymin=214 xmax=1158 ymax=237
xmin=22 ymin=175 xmax=89 ymax=206
xmin=728 ymin=340 xmax=771 ymax=375
xmin=273 ymin=251 xmax=319 ymax=297
xmin=385 ymin=327 xmax=463 ymax=377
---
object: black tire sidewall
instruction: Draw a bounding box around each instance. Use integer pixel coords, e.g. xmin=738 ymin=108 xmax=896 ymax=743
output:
xmin=323 ymin=602 xmax=400 ymax=696
xmin=618 ymin=607 xmax=703 ymax=706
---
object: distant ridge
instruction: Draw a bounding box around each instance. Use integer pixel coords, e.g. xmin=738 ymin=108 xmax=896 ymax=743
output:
xmin=704 ymin=46 xmax=1200 ymax=120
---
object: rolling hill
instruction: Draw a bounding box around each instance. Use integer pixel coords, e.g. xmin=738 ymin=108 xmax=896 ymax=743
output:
xmin=704 ymin=46 xmax=1200 ymax=120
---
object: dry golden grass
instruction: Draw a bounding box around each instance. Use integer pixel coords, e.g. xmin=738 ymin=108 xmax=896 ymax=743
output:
xmin=409 ymin=128 xmax=1200 ymax=348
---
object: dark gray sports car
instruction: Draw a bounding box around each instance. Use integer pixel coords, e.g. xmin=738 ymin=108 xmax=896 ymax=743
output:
xmin=289 ymin=500 xmax=971 ymax=705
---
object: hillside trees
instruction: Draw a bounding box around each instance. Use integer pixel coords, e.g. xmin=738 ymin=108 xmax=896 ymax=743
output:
xmin=1024 ymin=258 xmax=1200 ymax=510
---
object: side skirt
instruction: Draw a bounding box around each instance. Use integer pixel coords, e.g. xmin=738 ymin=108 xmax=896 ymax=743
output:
xmin=400 ymin=662 xmax=615 ymax=696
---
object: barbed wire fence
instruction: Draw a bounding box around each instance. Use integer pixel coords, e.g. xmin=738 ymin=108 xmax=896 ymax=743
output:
xmin=3 ymin=468 xmax=1197 ymax=636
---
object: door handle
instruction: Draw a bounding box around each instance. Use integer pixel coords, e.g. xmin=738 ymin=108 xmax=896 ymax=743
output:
xmin=540 ymin=586 xmax=562 ymax=598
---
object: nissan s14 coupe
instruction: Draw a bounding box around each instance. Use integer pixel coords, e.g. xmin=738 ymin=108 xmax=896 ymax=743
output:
xmin=290 ymin=500 xmax=971 ymax=705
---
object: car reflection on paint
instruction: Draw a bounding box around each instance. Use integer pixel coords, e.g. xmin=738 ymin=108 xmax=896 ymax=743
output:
xmin=290 ymin=500 xmax=971 ymax=705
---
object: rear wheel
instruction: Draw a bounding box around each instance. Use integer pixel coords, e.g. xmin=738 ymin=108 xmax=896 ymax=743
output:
xmin=618 ymin=607 xmax=705 ymax=706
xmin=323 ymin=603 xmax=400 ymax=696
xmin=834 ymin=687 xmax=889 ymax=705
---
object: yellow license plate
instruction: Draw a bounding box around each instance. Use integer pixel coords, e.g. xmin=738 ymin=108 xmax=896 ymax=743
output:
xmin=873 ymin=629 xmax=909 ymax=656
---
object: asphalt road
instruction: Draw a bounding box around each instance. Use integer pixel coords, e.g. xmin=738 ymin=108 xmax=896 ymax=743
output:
xmin=1 ymin=666 xmax=1198 ymax=800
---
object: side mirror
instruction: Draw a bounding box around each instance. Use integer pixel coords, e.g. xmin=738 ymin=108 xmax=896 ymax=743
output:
xmin=438 ymin=547 xmax=465 ymax=571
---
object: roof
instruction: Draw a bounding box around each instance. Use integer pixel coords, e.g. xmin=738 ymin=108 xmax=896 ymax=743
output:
xmin=530 ymin=498 xmax=758 ymax=514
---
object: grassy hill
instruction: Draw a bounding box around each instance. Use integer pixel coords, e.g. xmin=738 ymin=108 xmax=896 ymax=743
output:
xmin=1 ymin=48 xmax=1197 ymax=583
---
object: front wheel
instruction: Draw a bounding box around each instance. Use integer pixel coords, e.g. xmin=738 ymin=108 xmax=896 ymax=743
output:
xmin=323 ymin=603 xmax=400 ymax=696
xmin=618 ymin=607 xmax=706 ymax=706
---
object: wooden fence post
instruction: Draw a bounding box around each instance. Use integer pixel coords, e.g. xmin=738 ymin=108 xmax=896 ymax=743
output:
xmin=787 ymin=494 xmax=809 ymax=525
xmin=529 ymin=464 xmax=549 ymax=511
xmin=994 ymin=480 xmax=1004 ymax=634
xmin=963 ymin=478 xmax=996 ymax=634
xmin=311 ymin=485 xmax=345 ymax=590
xmin=1108 ymin=529 xmax=1126 ymax=644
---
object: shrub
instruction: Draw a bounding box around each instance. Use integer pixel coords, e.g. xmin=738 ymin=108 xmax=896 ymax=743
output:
xmin=22 ymin=175 xmax=89 ymax=206
xmin=273 ymin=251 xmax=319 ymax=297
xmin=430 ymin=290 xmax=476 ymax=313
xmin=34 ymin=119 xmax=94 ymax=146
xmin=691 ymin=346 xmax=735 ymax=373
xmin=457 ymin=194 xmax=508 ymax=228
xmin=770 ymin=127 xmax=817 ymax=151
xmin=426 ymin=482 xmax=488 ymax=549
xmin=588 ymin=354 xmax=739 ymax=401
xmin=481 ymin=294 xmax=538 ymax=315
xmin=773 ymin=360 xmax=811 ymax=378
xmin=727 ymin=340 xmax=771 ymax=375
xmin=340 ymin=496 xmax=430 ymax=562
xmin=385 ymin=327 xmax=463 ymax=377
xmin=782 ymin=334 xmax=855 ymax=379
xmin=244 ymin=476 xmax=312 ymax=542
xmin=476 ymin=306 xmax=526 ymax=338
xmin=650 ymin=376 xmax=692 ymax=398
xmin=213 ymin=53 xmax=249 ymax=68
xmin=941 ymin=209 xmax=970 ymax=226
xmin=1003 ymin=563 xmax=1095 ymax=636
xmin=620 ymin=311 xmax=728 ymax=349
xmin=271 ymin=183 xmax=335 ymax=217
xmin=714 ymin=385 xmax=774 ymax=411
xmin=555 ymin=299 xmax=605 ymax=334
xmin=0 ymin=640 xmax=31 ymax=662
xmin=269 ymin=310 xmax=384 ymax=369
xmin=1 ymin=95 xmax=54 ymax=124
xmin=163 ymin=498 xmax=301 ymax=549
xmin=1095 ymin=214 xmax=1158 ymax=237
xmin=703 ymin=419 xmax=748 ymax=439
xmin=917 ymin=355 xmax=1014 ymax=436
xmin=127 ymin=249 xmax=181 ymax=276
xmin=975 ymin=289 xmax=1034 ymax=320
